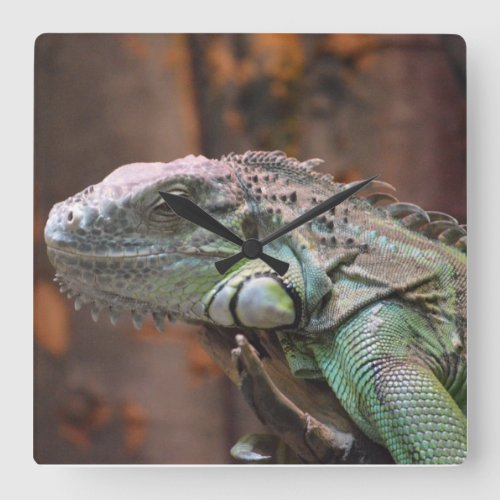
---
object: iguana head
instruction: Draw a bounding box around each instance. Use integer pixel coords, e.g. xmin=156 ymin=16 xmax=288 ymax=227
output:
xmin=45 ymin=152 xmax=333 ymax=332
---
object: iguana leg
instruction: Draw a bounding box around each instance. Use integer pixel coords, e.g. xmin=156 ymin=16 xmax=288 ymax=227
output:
xmin=312 ymin=301 xmax=467 ymax=464
xmin=231 ymin=334 xmax=354 ymax=463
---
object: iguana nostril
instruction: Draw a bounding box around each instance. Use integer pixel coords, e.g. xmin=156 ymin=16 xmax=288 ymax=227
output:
xmin=65 ymin=208 xmax=82 ymax=231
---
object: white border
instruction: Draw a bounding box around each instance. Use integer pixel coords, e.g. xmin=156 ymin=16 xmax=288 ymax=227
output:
xmin=2 ymin=0 xmax=500 ymax=499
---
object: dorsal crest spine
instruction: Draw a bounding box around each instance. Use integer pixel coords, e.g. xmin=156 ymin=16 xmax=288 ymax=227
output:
xmin=222 ymin=150 xmax=466 ymax=253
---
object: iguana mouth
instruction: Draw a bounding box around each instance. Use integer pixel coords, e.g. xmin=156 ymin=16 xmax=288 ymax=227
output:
xmin=46 ymin=245 xmax=231 ymax=260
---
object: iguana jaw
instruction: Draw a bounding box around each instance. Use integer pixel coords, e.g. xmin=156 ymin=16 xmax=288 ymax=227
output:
xmin=50 ymin=267 xmax=169 ymax=327
xmin=44 ymin=156 xmax=247 ymax=328
xmin=46 ymin=244 xmax=229 ymax=326
xmin=47 ymin=242 xmax=304 ymax=331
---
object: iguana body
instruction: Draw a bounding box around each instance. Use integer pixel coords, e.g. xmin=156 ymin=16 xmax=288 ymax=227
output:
xmin=44 ymin=151 xmax=467 ymax=464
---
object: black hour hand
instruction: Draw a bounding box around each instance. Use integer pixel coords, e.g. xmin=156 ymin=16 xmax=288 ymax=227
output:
xmin=159 ymin=192 xmax=289 ymax=275
xmin=159 ymin=192 xmax=244 ymax=247
xmin=215 ymin=250 xmax=289 ymax=276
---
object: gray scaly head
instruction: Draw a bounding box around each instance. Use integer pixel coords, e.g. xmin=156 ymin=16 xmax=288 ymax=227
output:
xmin=45 ymin=154 xmax=248 ymax=330
xmin=44 ymin=152 xmax=325 ymax=332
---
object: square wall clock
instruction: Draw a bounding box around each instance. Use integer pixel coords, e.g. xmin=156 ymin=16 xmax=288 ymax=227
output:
xmin=34 ymin=34 xmax=466 ymax=464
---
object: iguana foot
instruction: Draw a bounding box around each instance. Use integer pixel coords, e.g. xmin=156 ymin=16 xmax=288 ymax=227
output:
xmin=231 ymin=334 xmax=353 ymax=463
xmin=230 ymin=432 xmax=299 ymax=464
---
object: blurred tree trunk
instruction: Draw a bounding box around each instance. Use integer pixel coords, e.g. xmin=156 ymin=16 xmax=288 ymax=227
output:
xmin=299 ymin=34 xmax=466 ymax=221
xmin=188 ymin=34 xmax=465 ymax=220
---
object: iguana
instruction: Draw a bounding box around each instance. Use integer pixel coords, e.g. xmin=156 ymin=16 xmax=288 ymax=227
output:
xmin=44 ymin=151 xmax=467 ymax=464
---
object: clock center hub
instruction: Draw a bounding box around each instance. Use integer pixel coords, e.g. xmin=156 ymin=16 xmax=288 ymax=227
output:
xmin=242 ymin=238 xmax=263 ymax=259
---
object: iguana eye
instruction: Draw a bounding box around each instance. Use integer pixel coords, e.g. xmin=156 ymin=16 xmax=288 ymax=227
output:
xmin=149 ymin=189 xmax=189 ymax=223
xmin=168 ymin=188 xmax=190 ymax=198
xmin=150 ymin=201 xmax=175 ymax=221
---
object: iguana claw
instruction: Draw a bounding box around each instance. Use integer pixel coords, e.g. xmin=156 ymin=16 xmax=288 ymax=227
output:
xmin=229 ymin=432 xmax=299 ymax=464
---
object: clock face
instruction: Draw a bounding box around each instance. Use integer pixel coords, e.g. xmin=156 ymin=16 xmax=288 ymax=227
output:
xmin=35 ymin=34 xmax=466 ymax=465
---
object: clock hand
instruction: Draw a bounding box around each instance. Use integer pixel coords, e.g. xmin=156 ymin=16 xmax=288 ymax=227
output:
xmin=260 ymin=176 xmax=377 ymax=246
xmin=159 ymin=192 xmax=289 ymax=275
xmin=215 ymin=249 xmax=289 ymax=276
xmin=214 ymin=251 xmax=244 ymax=275
xmin=259 ymin=253 xmax=290 ymax=275
xmin=159 ymin=192 xmax=244 ymax=247
xmin=215 ymin=176 xmax=377 ymax=274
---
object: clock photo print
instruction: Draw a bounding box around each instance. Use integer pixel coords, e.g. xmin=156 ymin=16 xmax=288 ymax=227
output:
xmin=35 ymin=34 xmax=466 ymax=465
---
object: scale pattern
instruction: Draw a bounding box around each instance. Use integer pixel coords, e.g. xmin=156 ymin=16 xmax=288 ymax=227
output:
xmin=313 ymin=301 xmax=467 ymax=464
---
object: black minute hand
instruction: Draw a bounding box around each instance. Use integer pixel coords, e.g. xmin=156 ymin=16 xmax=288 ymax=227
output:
xmin=215 ymin=176 xmax=377 ymax=275
xmin=260 ymin=176 xmax=377 ymax=246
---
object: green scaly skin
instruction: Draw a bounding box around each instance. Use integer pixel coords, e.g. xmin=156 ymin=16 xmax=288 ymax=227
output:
xmin=44 ymin=151 xmax=466 ymax=464
xmin=313 ymin=301 xmax=466 ymax=464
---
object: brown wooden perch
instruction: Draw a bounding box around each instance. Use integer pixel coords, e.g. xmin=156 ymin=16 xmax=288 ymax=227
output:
xmin=197 ymin=326 xmax=393 ymax=464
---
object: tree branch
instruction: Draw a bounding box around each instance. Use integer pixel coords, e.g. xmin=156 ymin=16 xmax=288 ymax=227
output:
xmin=196 ymin=325 xmax=393 ymax=464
